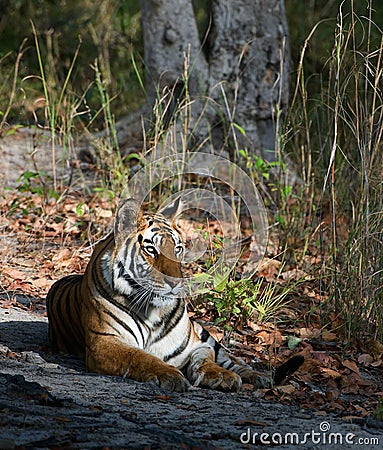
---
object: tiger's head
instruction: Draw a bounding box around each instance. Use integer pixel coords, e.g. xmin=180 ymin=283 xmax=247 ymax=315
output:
xmin=111 ymin=198 xmax=185 ymax=307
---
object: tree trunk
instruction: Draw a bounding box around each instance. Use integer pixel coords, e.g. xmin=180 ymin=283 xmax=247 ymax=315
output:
xmin=206 ymin=0 xmax=290 ymax=161
xmin=140 ymin=0 xmax=208 ymax=102
xmin=116 ymin=0 xmax=290 ymax=163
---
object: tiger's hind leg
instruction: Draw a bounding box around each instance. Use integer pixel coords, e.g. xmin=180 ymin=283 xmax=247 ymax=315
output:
xmin=189 ymin=322 xmax=304 ymax=390
xmin=185 ymin=346 xmax=243 ymax=392
xmin=189 ymin=322 xmax=269 ymax=390
xmin=216 ymin=348 xmax=271 ymax=388
xmin=215 ymin=344 xmax=304 ymax=388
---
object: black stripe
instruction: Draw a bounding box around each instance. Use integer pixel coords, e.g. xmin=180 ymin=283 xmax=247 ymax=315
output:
xmin=100 ymin=283 xmax=147 ymax=343
xmin=213 ymin=341 xmax=221 ymax=359
xmin=90 ymin=272 xmax=148 ymax=345
xmin=91 ymin=235 xmax=117 ymax=304
xmin=163 ymin=324 xmax=192 ymax=362
xmin=47 ymin=285 xmax=60 ymax=348
xmin=274 ymin=355 xmax=305 ymax=385
xmin=200 ymin=328 xmax=210 ymax=342
xmin=135 ymin=316 xmax=145 ymax=343
xmin=118 ymin=261 xmax=141 ymax=289
xmin=224 ymin=360 xmax=235 ymax=370
xmin=54 ymin=278 xmax=76 ymax=342
xmin=118 ymin=303 xmax=145 ymax=343
xmin=67 ymin=281 xmax=84 ymax=344
xmin=151 ymin=301 xmax=177 ymax=328
xmin=89 ymin=261 xmax=148 ymax=348
xmin=64 ymin=282 xmax=75 ymax=323
xmin=104 ymin=309 xmax=140 ymax=346
xmin=162 ymin=298 xmax=183 ymax=330
xmin=105 ymin=320 xmax=127 ymax=336
xmin=88 ymin=329 xmax=116 ymax=337
xmin=92 ymin=268 xmax=119 ymax=304
xmin=47 ymin=274 xmax=84 ymax=353
xmin=150 ymin=299 xmax=184 ymax=344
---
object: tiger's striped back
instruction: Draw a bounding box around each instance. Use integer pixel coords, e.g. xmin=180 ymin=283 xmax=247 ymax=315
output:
xmin=46 ymin=274 xmax=85 ymax=356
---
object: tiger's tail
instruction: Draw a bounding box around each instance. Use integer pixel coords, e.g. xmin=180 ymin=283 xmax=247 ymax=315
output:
xmin=273 ymin=354 xmax=305 ymax=385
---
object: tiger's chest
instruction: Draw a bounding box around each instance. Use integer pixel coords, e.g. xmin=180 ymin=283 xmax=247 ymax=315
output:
xmin=95 ymin=295 xmax=196 ymax=368
xmin=145 ymin=306 xmax=196 ymax=366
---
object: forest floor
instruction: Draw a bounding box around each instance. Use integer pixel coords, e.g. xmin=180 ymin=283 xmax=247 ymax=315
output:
xmin=1 ymin=127 xmax=383 ymax=449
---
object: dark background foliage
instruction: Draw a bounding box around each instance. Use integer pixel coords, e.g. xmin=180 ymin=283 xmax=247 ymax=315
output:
xmin=1 ymin=0 xmax=382 ymax=125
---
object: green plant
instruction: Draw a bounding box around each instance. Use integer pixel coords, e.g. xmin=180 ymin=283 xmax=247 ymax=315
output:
xmin=373 ymin=398 xmax=383 ymax=421
xmin=192 ymin=266 xmax=297 ymax=330
xmin=16 ymin=171 xmax=47 ymax=196
xmin=0 ymin=40 xmax=26 ymax=135
xmin=30 ymin=22 xmax=83 ymax=191
xmin=238 ymin=148 xmax=314 ymax=261
xmin=191 ymin=273 xmax=257 ymax=329
xmin=0 ymin=1 xmax=144 ymax=125
xmin=19 ymin=21 xmax=133 ymax=202
xmin=238 ymin=149 xmax=284 ymax=183
xmin=214 ymin=278 xmax=259 ymax=328
xmin=87 ymin=59 xmax=130 ymax=197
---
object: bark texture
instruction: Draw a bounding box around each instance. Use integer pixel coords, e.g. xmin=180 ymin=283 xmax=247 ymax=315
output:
xmin=141 ymin=0 xmax=208 ymax=101
xmin=207 ymin=0 xmax=290 ymax=159
xmin=133 ymin=0 xmax=290 ymax=160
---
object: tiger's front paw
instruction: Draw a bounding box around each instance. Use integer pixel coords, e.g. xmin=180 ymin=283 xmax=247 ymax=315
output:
xmin=144 ymin=365 xmax=191 ymax=393
xmin=193 ymin=363 xmax=242 ymax=392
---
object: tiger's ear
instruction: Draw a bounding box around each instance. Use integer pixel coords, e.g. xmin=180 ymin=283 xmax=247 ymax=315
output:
xmin=114 ymin=199 xmax=143 ymax=243
xmin=158 ymin=196 xmax=183 ymax=222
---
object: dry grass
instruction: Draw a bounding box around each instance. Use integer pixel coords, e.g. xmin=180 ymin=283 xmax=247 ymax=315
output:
xmin=287 ymin=1 xmax=383 ymax=341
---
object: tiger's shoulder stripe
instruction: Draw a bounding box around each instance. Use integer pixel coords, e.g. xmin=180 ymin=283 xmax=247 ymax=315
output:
xmin=88 ymin=233 xmax=115 ymax=297
xmin=149 ymin=299 xmax=185 ymax=344
xmin=101 ymin=309 xmax=142 ymax=346
xmin=192 ymin=320 xmax=222 ymax=355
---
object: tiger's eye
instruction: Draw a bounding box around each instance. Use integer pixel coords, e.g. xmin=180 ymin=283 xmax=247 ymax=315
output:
xmin=144 ymin=244 xmax=158 ymax=257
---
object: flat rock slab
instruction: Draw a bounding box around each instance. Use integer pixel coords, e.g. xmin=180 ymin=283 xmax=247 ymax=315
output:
xmin=1 ymin=307 xmax=382 ymax=449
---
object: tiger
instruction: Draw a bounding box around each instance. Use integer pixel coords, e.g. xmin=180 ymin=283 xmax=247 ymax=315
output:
xmin=46 ymin=197 xmax=303 ymax=392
